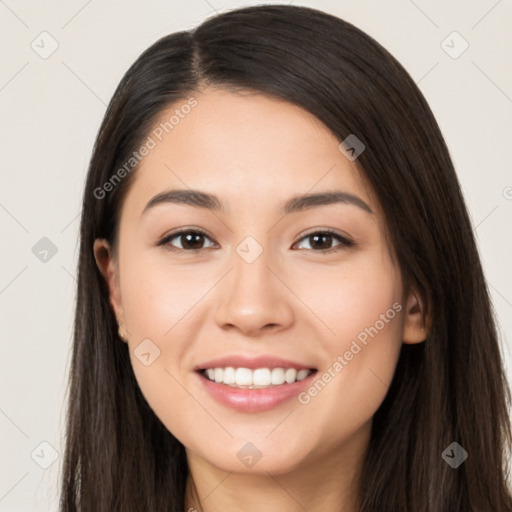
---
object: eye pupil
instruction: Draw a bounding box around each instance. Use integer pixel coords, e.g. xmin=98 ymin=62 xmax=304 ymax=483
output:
xmin=182 ymin=233 xmax=204 ymax=250
xmin=310 ymin=233 xmax=333 ymax=250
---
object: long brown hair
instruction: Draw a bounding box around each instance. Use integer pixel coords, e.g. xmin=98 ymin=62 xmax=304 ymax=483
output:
xmin=59 ymin=4 xmax=512 ymax=510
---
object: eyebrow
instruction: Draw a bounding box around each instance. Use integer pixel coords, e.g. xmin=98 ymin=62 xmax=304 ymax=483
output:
xmin=141 ymin=189 xmax=373 ymax=216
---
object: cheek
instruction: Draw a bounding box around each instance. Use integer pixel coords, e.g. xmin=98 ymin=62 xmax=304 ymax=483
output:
xmin=288 ymin=253 xmax=404 ymax=425
xmin=119 ymin=259 xmax=206 ymax=441
xmin=119 ymin=253 xmax=201 ymax=343
xmin=289 ymin=249 xmax=403 ymax=346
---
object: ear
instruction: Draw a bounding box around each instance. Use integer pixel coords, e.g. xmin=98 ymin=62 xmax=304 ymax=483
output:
xmin=93 ymin=238 xmax=124 ymax=329
xmin=402 ymin=287 xmax=429 ymax=344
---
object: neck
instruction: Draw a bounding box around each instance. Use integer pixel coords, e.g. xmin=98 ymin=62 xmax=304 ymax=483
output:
xmin=184 ymin=421 xmax=370 ymax=512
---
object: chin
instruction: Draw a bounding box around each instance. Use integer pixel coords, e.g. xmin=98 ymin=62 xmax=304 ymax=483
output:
xmin=188 ymin=436 xmax=312 ymax=476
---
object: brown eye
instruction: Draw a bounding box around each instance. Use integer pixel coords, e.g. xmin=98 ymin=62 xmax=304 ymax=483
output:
xmin=294 ymin=230 xmax=354 ymax=253
xmin=159 ymin=230 xmax=216 ymax=251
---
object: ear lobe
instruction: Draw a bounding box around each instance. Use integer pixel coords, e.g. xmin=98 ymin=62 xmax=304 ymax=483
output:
xmin=93 ymin=238 xmax=124 ymax=325
xmin=402 ymin=288 xmax=429 ymax=344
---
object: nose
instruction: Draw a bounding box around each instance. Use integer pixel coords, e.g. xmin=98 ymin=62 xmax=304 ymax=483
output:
xmin=214 ymin=247 xmax=294 ymax=337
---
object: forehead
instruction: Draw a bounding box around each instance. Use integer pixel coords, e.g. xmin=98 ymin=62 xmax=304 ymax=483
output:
xmin=122 ymin=87 xmax=376 ymax=216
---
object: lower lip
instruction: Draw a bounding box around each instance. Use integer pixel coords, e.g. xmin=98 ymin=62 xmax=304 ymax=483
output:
xmin=196 ymin=371 xmax=317 ymax=413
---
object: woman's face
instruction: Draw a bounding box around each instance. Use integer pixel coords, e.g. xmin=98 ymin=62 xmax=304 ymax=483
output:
xmin=95 ymin=88 xmax=425 ymax=476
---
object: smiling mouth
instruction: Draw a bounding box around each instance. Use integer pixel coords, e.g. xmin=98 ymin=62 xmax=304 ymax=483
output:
xmin=198 ymin=367 xmax=318 ymax=389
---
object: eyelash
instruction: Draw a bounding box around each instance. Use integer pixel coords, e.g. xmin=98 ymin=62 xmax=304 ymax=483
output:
xmin=157 ymin=227 xmax=355 ymax=254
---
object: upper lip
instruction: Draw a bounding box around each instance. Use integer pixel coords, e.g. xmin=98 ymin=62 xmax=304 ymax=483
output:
xmin=194 ymin=355 xmax=317 ymax=371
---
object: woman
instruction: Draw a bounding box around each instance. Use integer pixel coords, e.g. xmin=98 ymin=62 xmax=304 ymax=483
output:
xmin=59 ymin=4 xmax=512 ymax=511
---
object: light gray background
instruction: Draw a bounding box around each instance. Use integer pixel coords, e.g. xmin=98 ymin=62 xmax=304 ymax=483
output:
xmin=1 ymin=1 xmax=511 ymax=510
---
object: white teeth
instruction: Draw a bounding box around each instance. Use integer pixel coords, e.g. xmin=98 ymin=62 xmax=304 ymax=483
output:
xmin=235 ymin=367 xmax=253 ymax=386
xmin=271 ymin=368 xmax=285 ymax=385
xmin=253 ymin=368 xmax=271 ymax=386
xmin=202 ymin=366 xmax=313 ymax=387
xmin=285 ymin=368 xmax=297 ymax=383
xmin=296 ymin=369 xmax=310 ymax=381
xmin=223 ymin=367 xmax=236 ymax=384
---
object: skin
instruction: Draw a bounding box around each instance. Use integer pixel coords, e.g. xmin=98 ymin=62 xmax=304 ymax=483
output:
xmin=94 ymin=87 xmax=428 ymax=512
